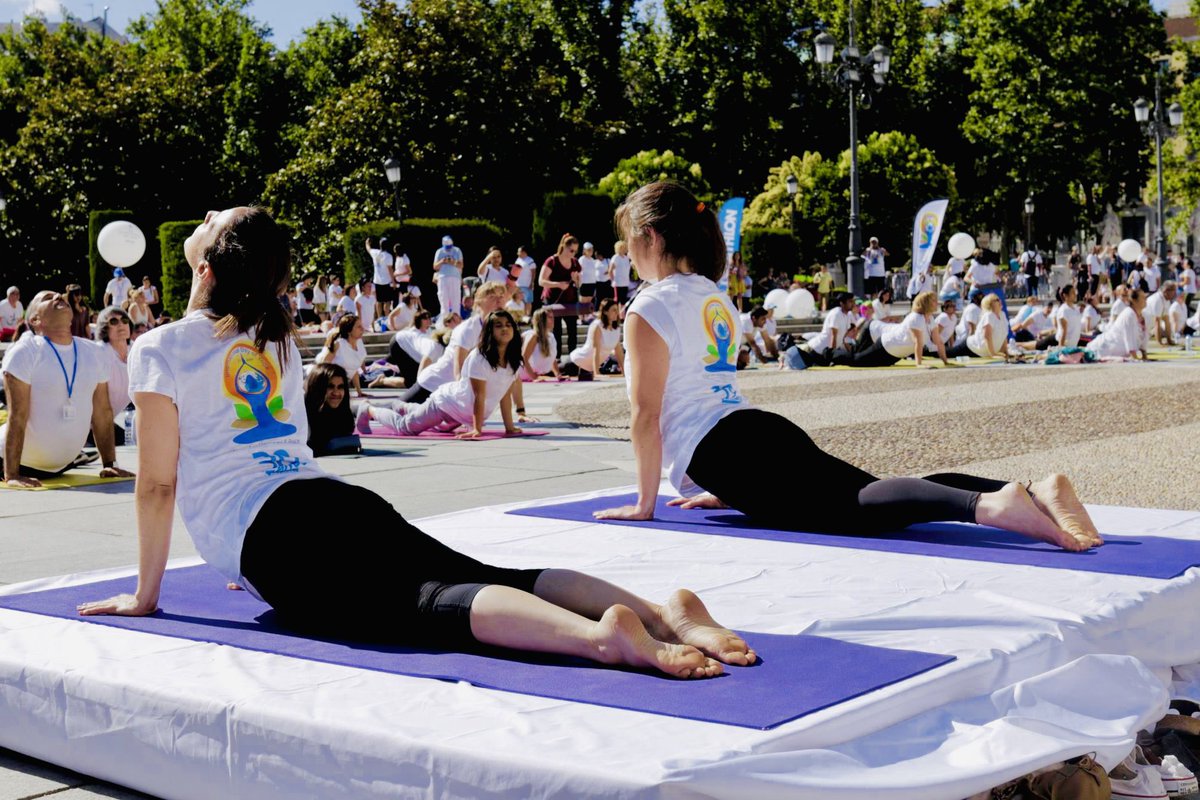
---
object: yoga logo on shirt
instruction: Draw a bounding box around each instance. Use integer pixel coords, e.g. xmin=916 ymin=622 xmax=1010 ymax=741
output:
xmin=222 ymin=341 xmax=297 ymax=444
xmin=701 ymin=297 xmax=737 ymax=373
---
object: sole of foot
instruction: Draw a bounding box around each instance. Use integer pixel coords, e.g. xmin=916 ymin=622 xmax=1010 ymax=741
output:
xmin=660 ymin=589 xmax=757 ymax=666
xmin=591 ymin=604 xmax=722 ymax=679
xmin=977 ymin=482 xmax=1086 ymax=552
xmin=1030 ymin=473 xmax=1103 ymax=548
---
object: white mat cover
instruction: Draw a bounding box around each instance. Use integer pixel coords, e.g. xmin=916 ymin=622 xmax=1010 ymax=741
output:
xmin=0 ymin=488 xmax=1196 ymax=800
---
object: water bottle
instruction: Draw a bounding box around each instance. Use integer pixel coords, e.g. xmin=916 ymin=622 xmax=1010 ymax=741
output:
xmin=1187 ymin=335 xmax=1194 ymax=353
xmin=123 ymin=408 xmax=136 ymax=446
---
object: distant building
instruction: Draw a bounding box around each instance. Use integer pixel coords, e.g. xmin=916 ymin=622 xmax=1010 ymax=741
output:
xmin=0 ymin=16 xmax=128 ymax=45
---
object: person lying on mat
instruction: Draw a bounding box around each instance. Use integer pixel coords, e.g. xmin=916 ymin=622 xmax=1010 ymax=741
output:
xmin=1 ymin=291 xmax=134 ymax=488
xmin=75 ymin=207 xmax=752 ymax=679
xmin=303 ymin=363 xmax=358 ymax=456
xmin=592 ymin=181 xmax=1102 ymax=552
xmin=356 ymin=310 xmax=536 ymax=439
xmin=830 ymin=291 xmax=950 ymax=368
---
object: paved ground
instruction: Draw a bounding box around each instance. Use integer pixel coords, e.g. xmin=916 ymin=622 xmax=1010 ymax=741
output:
xmin=2 ymin=359 xmax=1199 ymax=798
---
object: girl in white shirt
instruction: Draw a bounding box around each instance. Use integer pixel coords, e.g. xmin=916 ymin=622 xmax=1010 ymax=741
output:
xmin=578 ymin=242 xmax=600 ymax=315
xmin=1051 ymin=285 xmax=1083 ymax=348
xmin=80 ymin=207 xmax=732 ymax=680
xmin=477 ymin=247 xmax=510 ymax=285
xmin=317 ymin=314 xmax=367 ymax=396
xmin=386 ymin=310 xmax=434 ymax=387
xmin=392 ymin=244 xmax=412 ymax=293
xmin=593 ymin=182 xmax=1100 ymax=554
xmin=608 ymin=240 xmax=634 ymax=306
xmin=1088 ymin=289 xmax=1149 ymax=360
xmin=522 ymin=307 xmax=561 ymax=380
xmin=312 ymin=275 xmax=329 ymax=320
xmin=833 ymin=291 xmax=949 ymax=367
xmin=564 ymin=298 xmax=624 ymax=379
xmin=1080 ymin=293 xmax=1102 ymax=337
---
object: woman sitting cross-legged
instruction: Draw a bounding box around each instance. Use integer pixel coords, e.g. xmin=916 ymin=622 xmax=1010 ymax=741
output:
xmin=593 ymin=181 xmax=1102 ymax=553
xmin=76 ymin=206 xmax=752 ymax=679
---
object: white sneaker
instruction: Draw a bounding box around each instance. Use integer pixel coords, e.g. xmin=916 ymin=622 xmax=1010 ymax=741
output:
xmin=1111 ymin=747 xmax=1169 ymax=800
xmin=1158 ymin=754 xmax=1199 ymax=797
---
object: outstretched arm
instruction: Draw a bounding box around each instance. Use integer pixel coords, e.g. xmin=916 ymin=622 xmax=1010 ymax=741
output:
xmin=2 ymin=373 xmax=37 ymax=488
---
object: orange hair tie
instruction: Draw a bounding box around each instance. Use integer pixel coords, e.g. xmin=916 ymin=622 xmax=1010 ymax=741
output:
xmin=696 ymin=202 xmax=706 ymax=213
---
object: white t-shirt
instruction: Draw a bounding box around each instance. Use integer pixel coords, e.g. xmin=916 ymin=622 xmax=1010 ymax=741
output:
xmin=570 ymin=320 xmax=622 ymax=369
xmin=480 ymin=264 xmax=509 ymax=284
xmin=880 ymin=312 xmax=929 ymax=358
xmin=625 ymin=273 xmax=747 ymax=496
xmin=417 ymin=313 xmax=482 ymax=390
xmin=1086 ymin=253 xmax=1102 ymax=277
xmin=1144 ymin=291 xmax=1170 ymax=322
xmin=101 ymin=342 xmax=131 ymax=420
xmin=514 ymin=256 xmax=536 ymax=289
xmin=1179 ymin=268 xmax=1196 ymax=295
xmin=1144 ymin=265 xmax=1161 ymax=292
xmin=370 ymin=248 xmax=395 ymax=285
xmin=578 ymin=255 xmax=601 ymax=285
xmin=1081 ymin=304 xmax=1101 ymax=333
xmin=967 ymin=311 xmax=1008 ymax=357
xmin=808 ymin=307 xmax=853 ymax=353
xmin=1187 ymin=304 xmax=1200 ymax=331
xmin=328 ymin=284 xmax=345 ymax=305
xmin=0 ymin=299 xmax=23 ymax=328
xmin=967 ymin=260 xmax=996 ymax=286
xmin=105 ymin=276 xmax=133 ymax=304
xmin=909 ymin=269 xmax=934 ymax=297
xmin=140 ymin=285 xmax=160 ymax=304
xmin=610 ymin=254 xmax=633 ymax=288
xmin=312 ymin=286 xmax=326 ymax=306
xmin=1054 ymin=303 xmax=1082 ymax=348
xmin=929 ymin=311 xmax=956 ymax=351
xmin=431 ymin=348 xmax=518 ymax=425
xmin=295 ymin=287 xmax=312 ymax=310
xmin=393 ymin=327 xmax=431 ymax=362
xmin=1110 ymin=297 xmax=1130 ymax=322
xmin=128 ymin=311 xmax=326 ymax=591
xmin=946 ymin=258 xmax=965 ymax=277
xmin=864 ymin=247 xmax=886 ymax=278
xmin=355 ymin=294 xmax=376 ymax=331
xmin=334 ymin=294 xmax=357 ymax=319
xmin=388 ymin=304 xmax=414 ymax=332
xmin=0 ymin=336 xmax=109 ymax=473
xmin=1170 ymin=299 xmax=1188 ymax=335
xmin=1088 ymin=307 xmax=1146 ymax=357
xmin=522 ymin=329 xmax=558 ymax=375
xmin=318 ymin=337 xmax=366 ymax=377
xmin=393 ymin=254 xmax=412 ymax=282
xmin=957 ymin=302 xmax=982 ymax=340
xmin=435 ymin=246 xmax=463 ymax=279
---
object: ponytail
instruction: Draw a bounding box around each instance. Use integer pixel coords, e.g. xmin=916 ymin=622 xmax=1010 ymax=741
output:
xmin=614 ymin=182 xmax=726 ymax=282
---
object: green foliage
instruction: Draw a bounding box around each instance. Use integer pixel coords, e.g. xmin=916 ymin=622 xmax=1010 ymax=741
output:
xmin=158 ymin=220 xmax=203 ymax=318
xmin=531 ymin=190 xmax=616 ymax=257
xmin=342 ymin=218 xmax=505 ymax=314
xmin=596 ymin=149 xmax=709 ymax=204
xmin=741 ymin=228 xmax=799 ymax=281
xmin=88 ymin=210 xmax=132 ymax=303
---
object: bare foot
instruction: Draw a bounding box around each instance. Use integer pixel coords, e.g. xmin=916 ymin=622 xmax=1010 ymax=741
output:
xmin=1029 ymin=473 xmax=1103 ymax=548
xmin=589 ymin=604 xmax=722 ymax=679
xmin=975 ymin=482 xmax=1087 ymax=552
xmin=659 ymin=589 xmax=757 ymax=666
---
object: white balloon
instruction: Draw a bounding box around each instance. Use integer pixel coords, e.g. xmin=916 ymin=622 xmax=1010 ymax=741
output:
xmin=96 ymin=221 xmax=146 ymax=269
xmin=785 ymin=288 xmax=815 ymax=320
xmin=947 ymin=232 xmax=976 ymax=260
xmin=764 ymin=288 xmax=790 ymax=316
xmin=1118 ymin=238 xmax=1143 ymax=264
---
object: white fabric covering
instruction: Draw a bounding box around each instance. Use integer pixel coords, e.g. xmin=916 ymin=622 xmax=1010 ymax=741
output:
xmin=0 ymin=491 xmax=1194 ymax=799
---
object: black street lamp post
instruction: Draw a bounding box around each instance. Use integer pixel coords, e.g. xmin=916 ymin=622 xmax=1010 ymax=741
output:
xmin=382 ymin=156 xmax=403 ymax=222
xmin=785 ymin=174 xmax=799 ymax=236
xmin=1134 ymin=70 xmax=1183 ymax=274
xmin=814 ymin=5 xmax=891 ymax=298
xmin=1024 ymin=194 xmax=1035 ymax=250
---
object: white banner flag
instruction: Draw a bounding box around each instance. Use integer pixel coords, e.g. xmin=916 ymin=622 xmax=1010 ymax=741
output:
xmin=911 ymin=198 xmax=950 ymax=277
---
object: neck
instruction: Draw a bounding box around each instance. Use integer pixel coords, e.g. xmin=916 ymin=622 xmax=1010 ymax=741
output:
xmin=43 ymin=326 xmax=72 ymax=345
xmin=111 ymin=338 xmax=129 ymax=358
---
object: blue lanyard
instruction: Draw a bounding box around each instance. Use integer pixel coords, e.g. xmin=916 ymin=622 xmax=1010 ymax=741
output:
xmin=44 ymin=336 xmax=78 ymax=399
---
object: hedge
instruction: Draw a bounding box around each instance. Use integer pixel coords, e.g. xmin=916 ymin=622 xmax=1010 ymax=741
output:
xmin=158 ymin=220 xmax=203 ymax=319
xmin=343 ymin=218 xmax=506 ymax=316
xmin=741 ymin=228 xmax=800 ymax=285
xmin=531 ymin=190 xmax=617 ymax=259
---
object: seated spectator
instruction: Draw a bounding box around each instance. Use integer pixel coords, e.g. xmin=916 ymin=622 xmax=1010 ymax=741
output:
xmin=872 ymin=286 xmax=900 ymax=322
xmin=303 ymin=363 xmax=358 ymax=456
xmin=939 ymin=271 xmax=963 ymax=303
xmin=561 ymin=297 xmax=624 ymax=380
xmin=0 ymin=291 xmax=133 ymax=487
xmin=522 ymin=307 xmax=561 ymax=380
xmin=332 ymin=283 xmax=358 ymax=325
xmin=1170 ymin=293 xmax=1188 ymax=340
xmin=1 ymin=286 xmax=24 ymax=341
xmin=946 ymin=293 xmax=1009 ymax=360
xmin=1010 ymin=297 xmax=1052 ymax=343
xmin=94 ymin=306 xmax=134 ymax=444
xmin=316 ymin=314 xmax=367 ymax=397
xmin=383 ymin=291 xmax=419 ymax=333
xmin=387 ymin=310 xmax=434 ymax=388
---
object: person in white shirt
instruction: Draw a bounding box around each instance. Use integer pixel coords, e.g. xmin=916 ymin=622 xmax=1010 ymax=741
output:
xmin=608 ymin=240 xmax=634 ymax=307
xmin=0 ymin=291 xmax=133 ymax=487
xmin=294 ymin=277 xmax=318 ymax=326
xmin=332 ymin=283 xmax=357 ymax=324
xmin=513 ymin=246 xmax=536 ymax=316
xmin=355 ymin=281 xmax=377 ymax=332
xmin=103 ymin=268 xmax=133 ymax=309
xmin=94 ymin=305 xmax=134 ymax=443
xmin=939 ymin=272 xmax=963 ymax=302
xmin=392 ymin=243 xmax=412 ymax=295
xmin=1085 ymin=246 xmax=1103 ymax=296
xmin=871 ymin=286 xmax=900 ymax=322
xmin=384 ymin=291 xmax=419 ymax=333
xmin=964 ymin=252 xmax=997 ymax=287
xmin=1144 ymin=281 xmax=1177 ymax=346
xmin=139 ymin=276 xmax=161 ymax=317
xmin=1050 ymin=285 xmax=1083 ymax=348
xmin=1011 ymin=298 xmax=1053 ymax=346
xmin=862 ymin=237 xmax=889 ymax=296
xmin=1080 ymin=293 xmax=1102 ymax=337
xmin=596 ymin=181 xmax=1101 ymax=554
xmin=783 ymin=291 xmax=855 ymax=368
xmin=1144 ymin=261 xmax=1162 ymax=293
xmin=834 ymin=291 xmax=949 ymax=367
xmin=1182 ymin=300 xmax=1200 ymax=338
xmin=929 ymin=297 xmax=958 ymax=352
xmin=477 ymin=247 xmax=510 ymax=285
xmin=737 ymin=306 xmax=779 ymax=365
xmin=578 ymin=242 xmax=601 ymax=317
xmin=1 ymin=286 xmax=24 ymax=341
xmin=947 ymin=293 xmax=1008 ymax=360
xmin=955 ymin=288 xmax=984 ymax=341
xmin=366 ymin=236 xmax=396 ymax=317
xmin=78 ymin=207 xmax=736 ymax=680
xmin=317 ymin=314 xmax=368 ymax=396
xmin=563 ymin=298 xmax=624 ymax=380
xmin=1178 ymin=257 xmax=1196 ymax=309
xmin=1088 ymin=289 xmax=1149 ymax=360
xmin=312 ymin=275 xmax=329 ymax=320
xmin=1170 ymin=295 xmax=1188 ymax=339
xmin=946 ymin=256 xmax=965 ymax=278
xmin=521 ymin=307 xmax=561 ymax=380
xmin=908 ymin=265 xmax=934 ymax=298
xmin=433 ymin=235 xmax=465 ymax=320
xmin=386 ymin=310 xmax=434 ymax=387
xmin=327 ymin=275 xmax=345 ymax=308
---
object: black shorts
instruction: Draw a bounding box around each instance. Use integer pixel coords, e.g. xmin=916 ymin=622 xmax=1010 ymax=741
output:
xmin=579 ymin=283 xmax=597 ymax=298
xmin=374 ymin=283 xmax=396 ymax=304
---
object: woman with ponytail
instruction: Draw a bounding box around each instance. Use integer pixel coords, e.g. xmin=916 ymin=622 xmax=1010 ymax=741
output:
xmin=593 ymin=182 xmax=1102 ymax=554
xmin=79 ymin=206 xmax=752 ymax=680
xmin=1051 ymin=284 xmax=1083 ymax=349
xmin=316 ymin=313 xmax=367 ymax=397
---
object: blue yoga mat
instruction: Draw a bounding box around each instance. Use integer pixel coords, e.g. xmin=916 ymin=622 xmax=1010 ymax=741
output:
xmin=508 ymin=493 xmax=1200 ymax=580
xmin=0 ymin=565 xmax=954 ymax=730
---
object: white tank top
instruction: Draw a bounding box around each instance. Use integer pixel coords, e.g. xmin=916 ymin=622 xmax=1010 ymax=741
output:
xmin=625 ymin=273 xmax=748 ymax=496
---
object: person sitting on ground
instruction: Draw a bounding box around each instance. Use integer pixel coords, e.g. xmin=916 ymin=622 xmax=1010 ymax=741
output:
xmin=1049 ymin=285 xmax=1083 ymax=349
xmin=384 ymin=291 xmax=419 ymax=333
xmin=737 ymin=306 xmax=778 ymax=367
xmin=332 ymin=282 xmax=357 ymax=325
xmin=504 ymin=284 xmax=526 ymax=318
xmin=1 ymin=286 xmax=24 ymax=342
xmin=562 ymin=297 xmax=624 ymax=380
xmin=871 ymin=286 xmax=901 ymax=323
xmin=940 ymin=271 xmax=963 ymax=304
xmin=78 ymin=207 xmax=743 ymax=680
xmin=594 ymin=181 xmax=1101 ymax=556
xmin=522 ymin=307 xmax=561 ymax=381
xmin=1108 ymin=284 xmax=1131 ymax=329
xmin=387 ymin=310 xmax=434 ymax=388
xmin=0 ymin=291 xmax=134 ymax=487
xmin=1087 ymin=288 xmax=1148 ymax=360
xmin=946 ymin=293 xmax=1009 ymax=361
xmin=94 ymin=306 xmax=134 ymax=445
xmin=316 ymin=314 xmax=367 ymax=397
xmin=1144 ymin=281 xmax=1178 ymax=347
xmin=303 ymin=363 xmax=358 ymax=456
xmin=782 ymin=291 xmax=855 ymax=369
xmin=955 ymin=287 xmax=984 ymax=342
xmin=930 ymin=297 xmax=958 ymax=353
xmin=1169 ymin=292 xmax=1188 ymax=341
xmin=832 ymin=290 xmax=949 ymax=368
xmin=1081 ymin=293 xmax=1102 ymax=337
xmin=398 ymin=283 xmax=507 ymax=404
xmin=1010 ymin=296 xmax=1051 ymax=344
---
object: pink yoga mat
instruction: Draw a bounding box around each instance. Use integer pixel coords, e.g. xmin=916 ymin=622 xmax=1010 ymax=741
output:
xmin=363 ymin=426 xmax=550 ymax=440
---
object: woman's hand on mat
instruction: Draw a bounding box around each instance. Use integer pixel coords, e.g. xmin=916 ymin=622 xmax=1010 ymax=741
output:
xmin=77 ymin=593 xmax=157 ymax=617
xmin=666 ymin=493 xmax=728 ymax=511
xmin=517 ymin=413 xmax=539 ymax=423
xmin=456 ymin=427 xmax=484 ymax=440
xmin=5 ymin=476 xmax=42 ymax=489
xmin=593 ymin=504 xmax=654 ymax=521
xmin=99 ymin=466 xmax=135 ymax=479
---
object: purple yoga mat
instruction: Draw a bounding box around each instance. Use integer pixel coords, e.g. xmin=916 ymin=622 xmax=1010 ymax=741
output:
xmin=0 ymin=565 xmax=953 ymax=730
xmin=508 ymin=493 xmax=1200 ymax=580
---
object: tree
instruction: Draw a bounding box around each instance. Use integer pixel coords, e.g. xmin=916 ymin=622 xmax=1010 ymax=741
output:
xmin=596 ymin=149 xmax=710 ymax=203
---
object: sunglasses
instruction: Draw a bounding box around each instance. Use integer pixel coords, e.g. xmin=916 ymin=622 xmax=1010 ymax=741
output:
xmin=107 ymin=316 xmax=131 ymax=326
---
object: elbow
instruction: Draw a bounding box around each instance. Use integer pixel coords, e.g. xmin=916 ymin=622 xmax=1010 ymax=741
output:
xmin=136 ymin=477 xmax=176 ymax=501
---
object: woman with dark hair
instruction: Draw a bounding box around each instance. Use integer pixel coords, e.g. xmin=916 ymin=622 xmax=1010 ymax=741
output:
xmin=65 ymin=284 xmax=90 ymax=339
xmin=561 ymin=297 xmax=623 ymax=380
xmin=316 ymin=313 xmax=366 ymax=397
xmin=539 ymin=234 xmax=582 ymax=355
xmin=78 ymin=207 xmax=748 ymax=679
xmin=593 ymin=182 xmax=1102 ymax=553
xmin=387 ymin=310 xmax=434 ymax=387
xmin=94 ymin=306 xmax=134 ymax=443
xmin=303 ymin=363 xmax=358 ymax=456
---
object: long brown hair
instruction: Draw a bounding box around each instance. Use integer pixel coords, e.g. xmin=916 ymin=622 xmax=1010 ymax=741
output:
xmin=530 ymin=307 xmax=553 ymax=359
xmin=324 ymin=313 xmax=358 ymax=351
xmin=556 ymin=233 xmax=579 ymax=257
xmin=614 ymin=182 xmax=725 ymax=282
xmin=205 ymin=207 xmax=296 ymax=363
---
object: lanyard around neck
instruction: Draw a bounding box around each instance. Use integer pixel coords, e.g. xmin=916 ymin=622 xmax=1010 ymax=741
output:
xmin=44 ymin=336 xmax=78 ymax=399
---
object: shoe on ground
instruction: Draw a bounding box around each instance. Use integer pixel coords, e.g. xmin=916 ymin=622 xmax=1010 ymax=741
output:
xmin=1158 ymin=754 xmax=1199 ymax=797
xmin=1111 ymin=747 xmax=1169 ymax=800
xmin=70 ymin=450 xmax=100 ymax=468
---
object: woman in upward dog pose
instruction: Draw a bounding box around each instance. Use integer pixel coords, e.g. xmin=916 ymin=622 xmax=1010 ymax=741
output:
xmin=77 ymin=206 xmax=755 ymax=679
xmin=594 ymin=182 xmax=1102 ymax=552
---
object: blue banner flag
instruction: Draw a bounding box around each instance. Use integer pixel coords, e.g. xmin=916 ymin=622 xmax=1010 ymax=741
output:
xmin=717 ymin=198 xmax=746 ymax=292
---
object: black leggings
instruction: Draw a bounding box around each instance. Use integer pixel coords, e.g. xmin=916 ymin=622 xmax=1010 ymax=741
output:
xmin=387 ymin=340 xmax=421 ymax=387
xmin=831 ymin=337 xmax=901 ymax=367
xmin=945 ymin=339 xmax=983 ymax=359
xmin=240 ymin=478 xmax=544 ymax=645
xmin=686 ymin=410 xmax=1006 ymax=533
xmin=554 ymin=315 xmax=579 ymax=357
xmin=397 ymin=382 xmax=432 ymax=404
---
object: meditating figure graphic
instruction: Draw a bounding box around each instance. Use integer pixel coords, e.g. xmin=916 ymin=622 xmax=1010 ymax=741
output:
xmin=702 ymin=298 xmax=736 ymax=373
xmin=232 ymin=353 xmax=296 ymax=444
